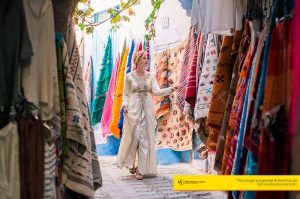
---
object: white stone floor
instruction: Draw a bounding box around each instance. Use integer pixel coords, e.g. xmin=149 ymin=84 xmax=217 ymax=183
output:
xmin=94 ymin=156 xmax=227 ymax=199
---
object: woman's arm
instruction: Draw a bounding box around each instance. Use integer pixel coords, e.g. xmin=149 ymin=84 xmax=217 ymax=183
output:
xmin=151 ymin=74 xmax=174 ymax=96
xmin=122 ymin=74 xmax=131 ymax=110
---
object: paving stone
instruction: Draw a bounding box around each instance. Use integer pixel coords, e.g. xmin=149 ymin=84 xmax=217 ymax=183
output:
xmin=94 ymin=156 xmax=226 ymax=199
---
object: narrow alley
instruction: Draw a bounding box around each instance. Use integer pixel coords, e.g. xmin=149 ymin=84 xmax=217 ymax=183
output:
xmin=95 ymin=156 xmax=226 ymax=199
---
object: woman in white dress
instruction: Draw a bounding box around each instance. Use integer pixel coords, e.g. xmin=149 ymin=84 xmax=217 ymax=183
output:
xmin=116 ymin=50 xmax=177 ymax=180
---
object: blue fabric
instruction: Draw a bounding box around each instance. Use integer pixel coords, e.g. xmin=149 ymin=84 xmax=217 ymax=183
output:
xmin=244 ymin=151 xmax=258 ymax=199
xmin=118 ymin=39 xmax=135 ymax=132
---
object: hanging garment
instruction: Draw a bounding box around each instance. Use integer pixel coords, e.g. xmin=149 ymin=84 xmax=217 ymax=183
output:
xmin=22 ymin=0 xmax=59 ymax=121
xmin=195 ymin=34 xmax=207 ymax=90
xmin=256 ymin=18 xmax=292 ymax=199
xmin=62 ymin=27 xmax=101 ymax=197
xmin=119 ymin=39 xmax=136 ymax=132
xmin=0 ymin=123 xmax=20 ymax=199
xmin=221 ymin=23 xmax=251 ymax=174
xmin=176 ymin=27 xmax=197 ymax=112
xmin=83 ymin=56 xmax=94 ymax=112
xmin=44 ymin=141 xmax=57 ymax=199
xmin=91 ymin=36 xmax=112 ymax=125
xmin=185 ymin=33 xmax=202 ymax=108
xmin=18 ymin=115 xmax=45 ymax=199
xmin=116 ymin=71 xmax=174 ymax=175
xmin=191 ymin=0 xmax=244 ymax=35
xmin=155 ymin=42 xmax=193 ymax=151
xmin=101 ymin=55 xmax=121 ymax=138
xmin=290 ymin=0 xmax=300 ymax=185
xmin=214 ymin=30 xmax=244 ymax=172
xmin=152 ymin=50 xmax=171 ymax=118
xmin=0 ymin=0 xmax=32 ymax=111
xmin=206 ymin=35 xmax=235 ymax=152
xmin=110 ymin=44 xmax=129 ymax=139
xmin=194 ymin=34 xmax=220 ymax=121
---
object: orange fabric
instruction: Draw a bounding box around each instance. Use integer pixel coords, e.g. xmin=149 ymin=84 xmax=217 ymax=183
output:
xmin=110 ymin=46 xmax=129 ymax=139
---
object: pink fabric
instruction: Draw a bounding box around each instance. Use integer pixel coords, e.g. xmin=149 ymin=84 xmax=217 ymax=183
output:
xmin=290 ymin=0 xmax=300 ymax=142
xmin=101 ymin=54 xmax=120 ymax=138
xmin=185 ymin=33 xmax=201 ymax=108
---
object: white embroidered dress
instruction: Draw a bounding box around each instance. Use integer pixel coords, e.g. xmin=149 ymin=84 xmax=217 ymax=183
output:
xmin=116 ymin=71 xmax=174 ymax=176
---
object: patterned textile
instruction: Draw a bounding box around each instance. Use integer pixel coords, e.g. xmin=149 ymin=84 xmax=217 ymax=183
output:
xmin=194 ymin=34 xmax=220 ymax=121
xmin=196 ymin=34 xmax=207 ymax=90
xmin=155 ymin=42 xmax=193 ymax=151
xmin=101 ymin=55 xmax=121 ymax=138
xmin=257 ymin=19 xmax=292 ymax=198
xmin=91 ymin=36 xmax=112 ymax=125
xmin=213 ymin=31 xmax=243 ymax=171
xmin=224 ymin=47 xmax=253 ymax=175
xmin=221 ymin=24 xmax=251 ymax=174
xmin=176 ymin=27 xmax=197 ymax=112
xmin=83 ymin=56 xmax=94 ymax=112
xmin=110 ymin=44 xmax=129 ymax=139
xmin=185 ymin=33 xmax=202 ymax=108
xmin=62 ymin=27 xmax=101 ymax=197
xmin=118 ymin=39 xmax=135 ymax=132
xmin=44 ymin=142 xmax=57 ymax=199
xmin=152 ymin=50 xmax=171 ymax=118
xmin=206 ymin=35 xmax=234 ymax=152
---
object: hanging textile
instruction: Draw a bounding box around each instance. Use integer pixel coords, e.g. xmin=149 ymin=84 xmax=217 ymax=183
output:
xmin=212 ymin=31 xmax=242 ymax=171
xmin=191 ymin=0 xmax=243 ymax=35
xmin=83 ymin=56 xmax=94 ymax=112
xmin=257 ymin=17 xmax=292 ymax=199
xmin=195 ymin=34 xmax=207 ymax=90
xmin=206 ymin=35 xmax=235 ymax=152
xmin=176 ymin=26 xmax=197 ymax=112
xmin=185 ymin=33 xmax=202 ymax=108
xmin=155 ymin=42 xmax=193 ymax=151
xmin=0 ymin=123 xmax=20 ymax=199
xmin=118 ymin=39 xmax=135 ymax=132
xmin=221 ymin=23 xmax=251 ymax=174
xmin=0 ymin=0 xmax=33 ymax=115
xmin=101 ymin=55 xmax=121 ymax=138
xmin=22 ymin=0 xmax=59 ymax=121
xmin=91 ymin=36 xmax=112 ymax=125
xmin=110 ymin=42 xmax=129 ymax=139
xmin=17 ymin=113 xmax=45 ymax=199
xmin=290 ymin=0 xmax=300 ymax=183
xmin=62 ymin=26 xmax=101 ymax=197
xmin=152 ymin=50 xmax=171 ymax=118
xmin=194 ymin=34 xmax=220 ymax=121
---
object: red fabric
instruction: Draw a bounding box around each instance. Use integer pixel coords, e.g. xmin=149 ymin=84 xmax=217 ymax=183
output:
xmin=176 ymin=27 xmax=197 ymax=112
xmin=185 ymin=33 xmax=201 ymax=108
xmin=138 ymin=41 xmax=142 ymax=51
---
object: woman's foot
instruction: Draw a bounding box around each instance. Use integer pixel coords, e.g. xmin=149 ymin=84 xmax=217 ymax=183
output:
xmin=135 ymin=169 xmax=143 ymax=180
xmin=129 ymin=167 xmax=136 ymax=174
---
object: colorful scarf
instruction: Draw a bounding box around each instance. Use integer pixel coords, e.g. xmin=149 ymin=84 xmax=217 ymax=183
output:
xmin=185 ymin=33 xmax=202 ymax=108
xmin=91 ymin=36 xmax=112 ymax=125
xmin=118 ymin=39 xmax=135 ymax=132
xmin=153 ymin=50 xmax=171 ymax=118
xmin=257 ymin=17 xmax=292 ymax=199
xmin=213 ymin=31 xmax=243 ymax=172
xmin=221 ymin=23 xmax=251 ymax=174
xmin=194 ymin=34 xmax=219 ymax=121
xmin=176 ymin=26 xmax=197 ymax=112
xmin=110 ymin=43 xmax=129 ymax=139
xmin=206 ymin=35 xmax=234 ymax=152
xmin=101 ymin=54 xmax=120 ymax=138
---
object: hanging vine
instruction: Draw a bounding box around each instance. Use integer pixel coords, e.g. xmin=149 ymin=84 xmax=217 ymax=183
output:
xmin=74 ymin=0 xmax=164 ymax=40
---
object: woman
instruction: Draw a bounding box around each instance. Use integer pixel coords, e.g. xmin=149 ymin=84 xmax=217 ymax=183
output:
xmin=116 ymin=50 xmax=177 ymax=180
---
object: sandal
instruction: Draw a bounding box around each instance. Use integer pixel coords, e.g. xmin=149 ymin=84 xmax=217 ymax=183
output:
xmin=129 ymin=167 xmax=136 ymax=174
xmin=135 ymin=169 xmax=143 ymax=180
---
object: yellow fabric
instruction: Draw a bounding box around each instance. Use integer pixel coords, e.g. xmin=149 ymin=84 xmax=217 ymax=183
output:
xmin=110 ymin=46 xmax=129 ymax=138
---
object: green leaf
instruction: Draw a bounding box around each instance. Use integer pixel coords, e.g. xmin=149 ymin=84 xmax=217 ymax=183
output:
xmin=122 ymin=15 xmax=130 ymax=21
xmin=111 ymin=15 xmax=121 ymax=23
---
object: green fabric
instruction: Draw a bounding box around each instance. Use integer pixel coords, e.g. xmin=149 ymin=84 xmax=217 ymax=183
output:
xmin=91 ymin=36 xmax=113 ymax=125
